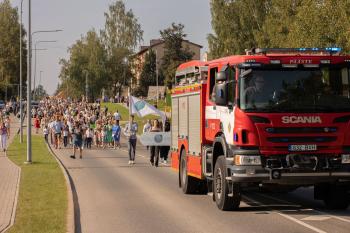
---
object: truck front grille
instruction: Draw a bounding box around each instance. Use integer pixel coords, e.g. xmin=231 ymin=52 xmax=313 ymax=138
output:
xmin=265 ymin=127 xmax=337 ymax=134
xmin=267 ymin=136 xmax=337 ymax=143
xmin=261 ymin=154 xmax=342 ymax=171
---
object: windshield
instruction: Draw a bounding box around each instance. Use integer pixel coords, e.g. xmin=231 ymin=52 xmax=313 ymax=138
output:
xmin=239 ymin=66 xmax=350 ymax=113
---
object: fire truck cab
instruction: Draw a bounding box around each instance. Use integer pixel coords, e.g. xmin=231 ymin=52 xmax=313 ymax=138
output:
xmin=171 ymin=48 xmax=350 ymax=210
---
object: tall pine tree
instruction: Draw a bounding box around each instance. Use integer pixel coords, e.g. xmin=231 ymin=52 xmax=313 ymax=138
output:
xmin=160 ymin=23 xmax=193 ymax=88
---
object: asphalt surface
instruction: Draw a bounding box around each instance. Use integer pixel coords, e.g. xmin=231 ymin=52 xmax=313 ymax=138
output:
xmin=53 ymin=141 xmax=350 ymax=233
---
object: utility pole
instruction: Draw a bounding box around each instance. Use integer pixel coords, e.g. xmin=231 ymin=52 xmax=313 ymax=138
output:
xmin=155 ymin=50 xmax=159 ymax=106
xmin=26 ymin=0 xmax=32 ymax=164
xmin=20 ymin=0 xmax=24 ymax=143
xmin=85 ymin=72 xmax=88 ymax=102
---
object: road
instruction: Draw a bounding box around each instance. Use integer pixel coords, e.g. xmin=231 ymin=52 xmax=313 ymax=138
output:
xmin=53 ymin=140 xmax=350 ymax=233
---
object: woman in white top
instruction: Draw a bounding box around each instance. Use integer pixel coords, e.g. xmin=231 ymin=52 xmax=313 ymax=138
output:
xmin=0 ymin=122 xmax=9 ymax=152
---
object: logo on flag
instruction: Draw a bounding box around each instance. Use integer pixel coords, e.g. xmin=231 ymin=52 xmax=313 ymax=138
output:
xmin=135 ymin=101 xmax=146 ymax=111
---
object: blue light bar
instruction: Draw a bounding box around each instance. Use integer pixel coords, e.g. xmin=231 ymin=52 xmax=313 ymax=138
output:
xmin=325 ymin=47 xmax=342 ymax=52
xmin=253 ymin=48 xmax=342 ymax=54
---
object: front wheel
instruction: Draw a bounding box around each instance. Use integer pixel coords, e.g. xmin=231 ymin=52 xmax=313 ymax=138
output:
xmin=213 ymin=156 xmax=240 ymax=210
xmin=179 ymin=150 xmax=197 ymax=194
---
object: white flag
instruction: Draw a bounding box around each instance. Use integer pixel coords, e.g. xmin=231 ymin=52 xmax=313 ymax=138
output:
xmin=130 ymin=96 xmax=165 ymax=120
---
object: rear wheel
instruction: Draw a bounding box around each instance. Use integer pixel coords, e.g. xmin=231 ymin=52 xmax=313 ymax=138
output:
xmin=179 ymin=149 xmax=197 ymax=194
xmin=213 ymin=156 xmax=240 ymax=210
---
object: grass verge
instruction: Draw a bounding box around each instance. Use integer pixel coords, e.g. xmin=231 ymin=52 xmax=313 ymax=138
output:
xmin=7 ymin=135 xmax=67 ymax=233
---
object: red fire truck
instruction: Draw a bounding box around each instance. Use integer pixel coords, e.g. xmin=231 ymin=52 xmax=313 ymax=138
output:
xmin=171 ymin=48 xmax=350 ymax=210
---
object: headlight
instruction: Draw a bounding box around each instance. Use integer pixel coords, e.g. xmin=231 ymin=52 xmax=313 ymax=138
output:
xmin=234 ymin=155 xmax=261 ymax=166
xmin=341 ymin=154 xmax=350 ymax=164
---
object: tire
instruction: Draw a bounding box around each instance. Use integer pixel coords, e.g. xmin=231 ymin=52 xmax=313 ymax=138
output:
xmin=213 ymin=156 xmax=240 ymax=210
xmin=179 ymin=149 xmax=197 ymax=194
xmin=323 ymin=184 xmax=349 ymax=210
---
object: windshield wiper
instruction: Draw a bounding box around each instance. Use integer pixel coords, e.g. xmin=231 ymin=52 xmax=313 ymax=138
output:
xmin=243 ymin=107 xmax=287 ymax=113
xmin=296 ymin=105 xmax=335 ymax=112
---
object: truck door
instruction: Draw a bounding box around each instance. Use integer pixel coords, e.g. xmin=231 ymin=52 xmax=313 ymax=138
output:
xmin=205 ymin=65 xmax=219 ymax=141
xmin=215 ymin=65 xmax=236 ymax=145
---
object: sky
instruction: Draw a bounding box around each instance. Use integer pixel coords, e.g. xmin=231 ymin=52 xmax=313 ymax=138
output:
xmin=10 ymin=0 xmax=212 ymax=95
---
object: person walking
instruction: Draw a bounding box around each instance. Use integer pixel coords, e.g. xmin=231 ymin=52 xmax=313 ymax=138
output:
xmin=112 ymin=120 xmax=121 ymax=149
xmin=114 ymin=109 xmax=121 ymax=121
xmin=43 ymin=125 xmax=49 ymax=142
xmin=107 ymin=121 xmax=113 ymax=148
xmin=63 ymin=123 xmax=69 ymax=148
xmin=4 ymin=116 xmax=10 ymax=137
xmin=149 ymin=119 xmax=161 ymax=167
xmin=85 ymin=128 xmax=93 ymax=149
xmin=0 ymin=122 xmax=9 ymax=152
xmin=71 ymin=122 xmax=83 ymax=159
xmin=102 ymin=125 xmax=108 ymax=149
xmin=124 ymin=115 xmax=138 ymax=165
xmin=34 ymin=116 xmax=40 ymax=134
xmin=52 ymin=116 xmax=63 ymax=149
xmin=159 ymin=119 xmax=171 ymax=165
xmin=143 ymin=119 xmax=151 ymax=150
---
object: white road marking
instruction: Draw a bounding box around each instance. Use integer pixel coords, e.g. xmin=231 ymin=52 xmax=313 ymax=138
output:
xmin=301 ymin=216 xmax=331 ymax=221
xmin=243 ymin=195 xmax=328 ymax=233
xmin=255 ymin=192 xmax=350 ymax=224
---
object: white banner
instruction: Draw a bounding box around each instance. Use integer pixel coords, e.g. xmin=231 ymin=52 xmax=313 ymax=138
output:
xmin=140 ymin=132 xmax=171 ymax=146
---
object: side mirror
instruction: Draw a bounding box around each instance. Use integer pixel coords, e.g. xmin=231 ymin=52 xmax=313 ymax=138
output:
xmin=216 ymin=71 xmax=227 ymax=82
xmin=215 ymin=82 xmax=228 ymax=106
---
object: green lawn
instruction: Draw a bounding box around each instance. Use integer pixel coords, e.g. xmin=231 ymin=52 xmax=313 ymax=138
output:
xmin=102 ymin=102 xmax=161 ymax=134
xmin=7 ymin=136 xmax=67 ymax=233
xmin=147 ymin=99 xmax=170 ymax=112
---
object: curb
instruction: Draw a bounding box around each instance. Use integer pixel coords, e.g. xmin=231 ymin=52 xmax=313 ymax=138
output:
xmin=46 ymin=143 xmax=75 ymax=233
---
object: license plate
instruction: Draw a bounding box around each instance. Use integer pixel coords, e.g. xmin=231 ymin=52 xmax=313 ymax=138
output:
xmin=288 ymin=144 xmax=317 ymax=151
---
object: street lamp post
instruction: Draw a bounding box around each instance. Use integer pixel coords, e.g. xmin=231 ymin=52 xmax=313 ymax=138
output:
xmin=155 ymin=50 xmax=159 ymax=106
xmin=33 ymin=40 xmax=56 ymax=99
xmin=19 ymin=0 xmax=24 ymax=143
xmin=26 ymin=0 xmax=32 ymax=163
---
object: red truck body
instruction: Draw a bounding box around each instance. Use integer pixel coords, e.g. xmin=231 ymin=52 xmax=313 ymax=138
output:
xmin=171 ymin=48 xmax=350 ymax=210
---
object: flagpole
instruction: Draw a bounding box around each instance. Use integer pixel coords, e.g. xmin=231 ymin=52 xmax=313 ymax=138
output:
xmin=128 ymin=86 xmax=131 ymax=120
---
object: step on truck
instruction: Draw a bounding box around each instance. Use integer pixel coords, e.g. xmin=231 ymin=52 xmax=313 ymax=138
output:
xmin=170 ymin=48 xmax=350 ymax=210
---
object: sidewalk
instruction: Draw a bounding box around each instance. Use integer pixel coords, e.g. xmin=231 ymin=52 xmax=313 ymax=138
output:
xmin=0 ymin=116 xmax=21 ymax=233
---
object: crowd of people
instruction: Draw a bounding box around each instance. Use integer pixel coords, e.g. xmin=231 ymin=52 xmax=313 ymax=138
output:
xmin=31 ymin=97 xmax=170 ymax=165
xmin=31 ymin=98 xmax=123 ymax=159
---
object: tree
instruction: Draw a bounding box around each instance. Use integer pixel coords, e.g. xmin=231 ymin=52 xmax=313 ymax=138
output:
xmin=34 ymin=84 xmax=48 ymax=100
xmin=101 ymin=0 xmax=143 ymax=96
xmin=255 ymin=0 xmax=302 ymax=48
xmin=288 ymin=0 xmax=350 ymax=49
xmin=0 ymin=0 xmax=27 ymax=100
xmin=208 ymin=0 xmax=350 ymax=58
xmin=58 ymin=30 xmax=108 ymax=100
xmin=136 ymin=49 xmax=156 ymax=97
xmin=160 ymin=23 xmax=194 ymax=88
xmin=208 ymin=0 xmax=268 ymax=58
